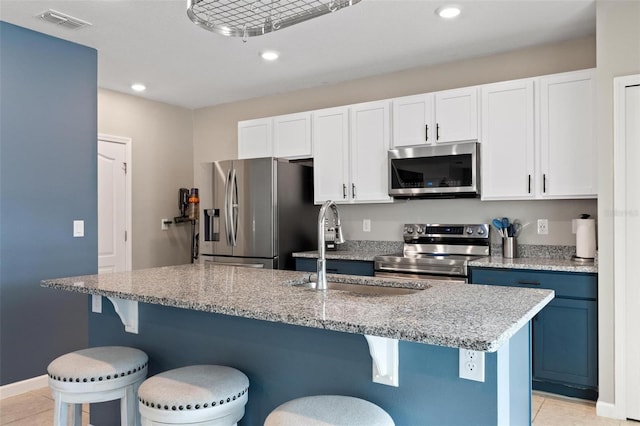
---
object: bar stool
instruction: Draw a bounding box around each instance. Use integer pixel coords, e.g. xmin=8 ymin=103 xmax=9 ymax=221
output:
xmin=264 ymin=395 xmax=394 ymax=426
xmin=137 ymin=365 xmax=249 ymax=426
xmin=47 ymin=346 xmax=148 ymax=426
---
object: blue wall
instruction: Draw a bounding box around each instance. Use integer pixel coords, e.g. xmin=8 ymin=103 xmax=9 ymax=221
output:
xmin=89 ymin=301 xmax=531 ymax=425
xmin=0 ymin=21 xmax=97 ymax=384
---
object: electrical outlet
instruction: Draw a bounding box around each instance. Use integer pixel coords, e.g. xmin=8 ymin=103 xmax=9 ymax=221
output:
xmin=363 ymin=219 xmax=371 ymax=232
xmin=459 ymin=349 xmax=485 ymax=382
xmin=537 ymin=219 xmax=549 ymax=235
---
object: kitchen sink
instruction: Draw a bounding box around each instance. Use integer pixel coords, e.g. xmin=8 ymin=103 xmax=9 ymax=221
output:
xmin=295 ymin=281 xmax=420 ymax=296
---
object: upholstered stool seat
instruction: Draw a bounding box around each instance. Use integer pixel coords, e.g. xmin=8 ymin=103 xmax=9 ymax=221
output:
xmin=47 ymin=346 xmax=148 ymax=426
xmin=137 ymin=365 xmax=249 ymax=426
xmin=264 ymin=395 xmax=394 ymax=426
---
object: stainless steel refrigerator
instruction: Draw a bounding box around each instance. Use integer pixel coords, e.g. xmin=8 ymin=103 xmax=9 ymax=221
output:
xmin=201 ymin=158 xmax=317 ymax=269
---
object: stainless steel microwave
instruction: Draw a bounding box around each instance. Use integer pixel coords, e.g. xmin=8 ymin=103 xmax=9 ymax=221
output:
xmin=388 ymin=142 xmax=480 ymax=198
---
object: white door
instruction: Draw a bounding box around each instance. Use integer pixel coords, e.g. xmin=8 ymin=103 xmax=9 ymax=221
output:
xmin=539 ymin=69 xmax=597 ymax=198
xmin=623 ymin=82 xmax=640 ymax=421
xmin=391 ymin=93 xmax=434 ymax=147
xmin=350 ymin=100 xmax=392 ymax=203
xmin=434 ymin=87 xmax=478 ymax=143
xmin=238 ymin=118 xmax=272 ymax=159
xmin=312 ymin=106 xmax=350 ymax=204
xmin=98 ymin=138 xmax=129 ymax=273
xmin=481 ymin=79 xmax=535 ymax=200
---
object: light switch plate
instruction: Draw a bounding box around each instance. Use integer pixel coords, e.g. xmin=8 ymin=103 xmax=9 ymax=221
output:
xmin=363 ymin=219 xmax=371 ymax=232
xmin=73 ymin=220 xmax=84 ymax=237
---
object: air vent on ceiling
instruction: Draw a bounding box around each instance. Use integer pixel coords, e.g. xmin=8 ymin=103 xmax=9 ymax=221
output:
xmin=38 ymin=9 xmax=92 ymax=30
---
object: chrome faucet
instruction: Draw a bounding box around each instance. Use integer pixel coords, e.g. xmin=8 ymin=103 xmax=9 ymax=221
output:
xmin=317 ymin=200 xmax=345 ymax=290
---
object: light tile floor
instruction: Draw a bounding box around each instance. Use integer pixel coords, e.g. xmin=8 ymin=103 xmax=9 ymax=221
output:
xmin=1 ymin=388 xmax=89 ymax=426
xmin=1 ymin=388 xmax=639 ymax=425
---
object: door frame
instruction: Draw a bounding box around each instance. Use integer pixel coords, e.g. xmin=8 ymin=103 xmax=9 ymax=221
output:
xmin=612 ymin=74 xmax=640 ymax=420
xmin=98 ymin=133 xmax=132 ymax=272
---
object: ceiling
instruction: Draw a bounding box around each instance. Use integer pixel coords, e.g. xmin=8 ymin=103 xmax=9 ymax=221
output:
xmin=0 ymin=0 xmax=595 ymax=110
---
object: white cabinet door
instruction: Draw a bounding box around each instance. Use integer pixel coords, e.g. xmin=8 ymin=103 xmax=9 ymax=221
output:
xmin=539 ymin=69 xmax=596 ymax=198
xmin=273 ymin=112 xmax=312 ymax=159
xmin=481 ymin=79 xmax=535 ymax=200
xmin=391 ymin=93 xmax=434 ymax=147
xmin=434 ymin=87 xmax=478 ymax=143
xmin=350 ymin=101 xmax=392 ymax=203
xmin=312 ymin=106 xmax=350 ymax=204
xmin=238 ymin=118 xmax=272 ymax=159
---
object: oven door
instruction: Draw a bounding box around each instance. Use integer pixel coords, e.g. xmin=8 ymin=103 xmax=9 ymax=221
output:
xmin=374 ymin=270 xmax=467 ymax=284
xmin=388 ymin=142 xmax=479 ymax=198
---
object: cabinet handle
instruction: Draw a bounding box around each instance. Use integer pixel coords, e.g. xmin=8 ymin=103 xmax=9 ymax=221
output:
xmin=543 ymin=174 xmax=547 ymax=193
xmin=352 ymin=183 xmax=356 ymax=199
xmin=327 ymin=268 xmax=339 ymax=273
xmin=516 ymin=280 xmax=541 ymax=286
xmin=425 ymin=124 xmax=429 ymax=142
xmin=436 ymin=123 xmax=440 ymax=141
xmin=528 ymin=174 xmax=531 ymax=194
xmin=342 ymin=184 xmax=347 ymax=199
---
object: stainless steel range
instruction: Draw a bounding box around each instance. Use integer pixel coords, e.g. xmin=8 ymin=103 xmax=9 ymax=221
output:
xmin=374 ymin=223 xmax=490 ymax=283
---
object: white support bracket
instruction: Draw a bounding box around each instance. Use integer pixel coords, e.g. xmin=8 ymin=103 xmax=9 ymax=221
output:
xmin=364 ymin=335 xmax=399 ymax=387
xmin=91 ymin=295 xmax=139 ymax=334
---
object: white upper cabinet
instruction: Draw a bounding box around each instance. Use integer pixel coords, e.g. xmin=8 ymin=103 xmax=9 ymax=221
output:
xmin=238 ymin=118 xmax=272 ymax=159
xmin=312 ymin=106 xmax=350 ymax=204
xmin=391 ymin=93 xmax=434 ymax=147
xmin=434 ymin=87 xmax=479 ymax=143
xmin=273 ymin=112 xmax=312 ymax=159
xmin=238 ymin=112 xmax=312 ymax=159
xmin=350 ymin=101 xmax=392 ymax=203
xmin=313 ymin=101 xmax=392 ymax=205
xmin=481 ymin=79 xmax=535 ymax=200
xmin=391 ymin=87 xmax=478 ymax=147
xmin=538 ymin=69 xmax=596 ymax=198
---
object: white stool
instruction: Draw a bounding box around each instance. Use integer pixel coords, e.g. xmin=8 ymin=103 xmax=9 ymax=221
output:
xmin=47 ymin=346 xmax=148 ymax=426
xmin=137 ymin=365 xmax=249 ymax=426
xmin=264 ymin=395 xmax=395 ymax=426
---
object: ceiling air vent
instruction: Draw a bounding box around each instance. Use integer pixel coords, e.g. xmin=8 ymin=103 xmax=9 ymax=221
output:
xmin=38 ymin=9 xmax=92 ymax=30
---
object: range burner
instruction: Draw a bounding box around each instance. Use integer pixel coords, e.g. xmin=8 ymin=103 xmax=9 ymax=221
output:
xmin=374 ymin=223 xmax=490 ymax=282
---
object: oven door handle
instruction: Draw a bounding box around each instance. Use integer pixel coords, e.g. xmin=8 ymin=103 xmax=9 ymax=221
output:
xmin=374 ymin=270 xmax=467 ymax=283
xmin=375 ymin=264 xmax=466 ymax=275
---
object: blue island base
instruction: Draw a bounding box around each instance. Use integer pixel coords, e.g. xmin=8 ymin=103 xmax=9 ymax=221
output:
xmin=89 ymin=301 xmax=532 ymax=425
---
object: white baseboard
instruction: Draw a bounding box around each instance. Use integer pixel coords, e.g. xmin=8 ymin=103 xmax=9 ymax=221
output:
xmin=596 ymin=400 xmax=625 ymax=419
xmin=0 ymin=374 xmax=48 ymax=399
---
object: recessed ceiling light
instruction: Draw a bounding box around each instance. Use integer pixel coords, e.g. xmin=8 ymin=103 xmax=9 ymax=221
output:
xmin=131 ymin=83 xmax=146 ymax=92
xmin=436 ymin=5 xmax=461 ymax=19
xmin=261 ymin=51 xmax=279 ymax=61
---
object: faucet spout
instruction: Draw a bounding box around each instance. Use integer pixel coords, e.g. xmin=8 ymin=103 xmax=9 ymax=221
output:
xmin=317 ymin=200 xmax=345 ymax=290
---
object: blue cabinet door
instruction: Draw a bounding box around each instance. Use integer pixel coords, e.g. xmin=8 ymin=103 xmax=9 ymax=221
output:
xmin=295 ymin=258 xmax=374 ymax=276
xmin=469 ymin=267 xmax=598 ymax=399
xmin=533 ymin=298 xmax=598 ymax=387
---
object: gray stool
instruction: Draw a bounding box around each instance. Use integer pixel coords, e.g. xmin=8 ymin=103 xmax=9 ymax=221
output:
xmin=264 ymin=395 xmax=394 ymax=426
xmin=137 ymin=365 xmax=249 ymax=426
xmin=47 ymin=346 xmax=148 ymax=426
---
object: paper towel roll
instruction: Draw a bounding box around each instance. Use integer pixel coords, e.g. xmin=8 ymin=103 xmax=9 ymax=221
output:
xmin=573 ymin=219 xmax=596 ymax=258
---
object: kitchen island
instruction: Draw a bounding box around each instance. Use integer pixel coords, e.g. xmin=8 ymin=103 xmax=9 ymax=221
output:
xmin=42 ymin=263 xmax=553 ymax=425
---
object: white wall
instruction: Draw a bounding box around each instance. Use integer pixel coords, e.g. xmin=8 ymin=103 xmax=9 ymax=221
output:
xmin=192 ymin=36 xmax=597 ymax=246
xmin=595 ymin=0 xmax=640 ymax=413
xmin=98 ymin=89 xmax=194 ymax=269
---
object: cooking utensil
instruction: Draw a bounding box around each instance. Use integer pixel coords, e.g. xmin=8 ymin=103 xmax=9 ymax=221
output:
xmin=511 ymin=220 xmax=522 ymax=237
xmin=492 ymin=218 xmax=505 ymax=237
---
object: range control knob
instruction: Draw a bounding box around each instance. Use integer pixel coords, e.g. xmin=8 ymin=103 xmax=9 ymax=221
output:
xmin=417 ymin=226 xmax=424 ymax=234
xmin=466 ymin=227 xmax=474 ymax=235
xmin=405 ymin=226 xmax=414 ymax=234
xmin=477 ymin=227 xmax=485 ymax=235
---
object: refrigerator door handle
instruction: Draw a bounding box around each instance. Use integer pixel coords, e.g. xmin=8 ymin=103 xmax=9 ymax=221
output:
xmin=229 ymin=168 xmax=238 ymax=246
xmin=224 ymin=168 xmax=233 ymax=246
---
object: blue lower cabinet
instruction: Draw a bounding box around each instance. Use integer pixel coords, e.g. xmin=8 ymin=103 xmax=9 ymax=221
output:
xmin=470 ymin=267 xmax=598 ymax=400
xmin=295 ymin=258 xmax=374 ymax=276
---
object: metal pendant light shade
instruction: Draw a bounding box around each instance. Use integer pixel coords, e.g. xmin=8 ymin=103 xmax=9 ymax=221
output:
xmin=187 ymin=0 xmax=362 ymax=39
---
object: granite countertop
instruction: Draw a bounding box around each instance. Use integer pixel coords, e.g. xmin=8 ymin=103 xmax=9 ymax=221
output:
xmin=42 ymin=263 xmax=552 ymax=352
xmin=468 ymin=256 xmax=598 ymax=273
